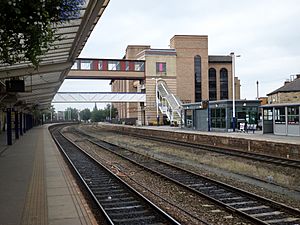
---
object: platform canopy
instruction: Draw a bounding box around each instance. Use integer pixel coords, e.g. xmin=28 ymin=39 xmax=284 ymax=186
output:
xmin=0 ymin=0 xmax=109 ymax=111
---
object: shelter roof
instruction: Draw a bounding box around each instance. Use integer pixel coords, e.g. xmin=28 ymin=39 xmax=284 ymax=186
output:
xmin=0 ymin=0 xmax=109 ymax=111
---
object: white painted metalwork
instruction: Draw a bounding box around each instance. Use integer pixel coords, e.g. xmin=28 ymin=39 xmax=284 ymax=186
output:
xmin=53 ymin=92 xmax=146 ymax=103
xmin=156 ymin=82 xmax=183 ymax=124
xmin=0 ymin=0 xmax=110 ymax=110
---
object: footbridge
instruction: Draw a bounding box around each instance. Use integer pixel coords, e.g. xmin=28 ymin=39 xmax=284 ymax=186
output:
xmin=67 ymin=58 xmax=145 ymax=80
xmin=53 ymin=92 xmax=146 ymax=103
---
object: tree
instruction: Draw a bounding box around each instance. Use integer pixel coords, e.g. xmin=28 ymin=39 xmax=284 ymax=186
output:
xmin=91 ymin=107 xmax=103 ymax=122
xmin=79 ymin=108 xmax=91 ymax=122
xmin=103 ymin=104 xmax=118 ymax=120
xmin=65 ymin=107 xmax=79 ymax=121
xmin=0 ymin=0 xmax=85 ymax=67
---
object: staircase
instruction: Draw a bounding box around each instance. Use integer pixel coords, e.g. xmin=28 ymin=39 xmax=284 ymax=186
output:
xmin=156 ymin=82 xmax=182 ymax=125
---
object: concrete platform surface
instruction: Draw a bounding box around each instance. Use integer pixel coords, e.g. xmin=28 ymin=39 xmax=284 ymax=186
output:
xmin=0 ymin=125 xmax=97 ymax=225
xmin=134 ymin=125 xmax=300 ymax=145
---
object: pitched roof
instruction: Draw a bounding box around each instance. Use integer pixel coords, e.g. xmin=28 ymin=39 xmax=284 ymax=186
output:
xmin=267 ymin=77 xmax=300 ymax=95
xmin=208 ymin=55 xmax=232 ymax=63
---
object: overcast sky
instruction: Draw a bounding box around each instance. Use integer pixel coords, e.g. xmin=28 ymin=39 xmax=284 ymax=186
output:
xmin=55 ymin=0 xmax=300 ymax=111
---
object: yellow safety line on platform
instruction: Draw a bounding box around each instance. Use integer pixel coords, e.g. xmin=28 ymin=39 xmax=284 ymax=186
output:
xmin=20 ymin=132 xmax=47 ymax=225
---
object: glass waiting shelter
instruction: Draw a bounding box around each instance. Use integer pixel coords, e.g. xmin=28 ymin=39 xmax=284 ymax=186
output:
xmin=261 ymin=103 xmax=300 ymax=136
xmin=182 ymin=100 xmax=260 ymax=132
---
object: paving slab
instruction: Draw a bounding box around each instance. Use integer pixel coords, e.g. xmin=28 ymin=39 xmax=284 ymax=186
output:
xmin=0 ymin=125 xmax=98 ymax=225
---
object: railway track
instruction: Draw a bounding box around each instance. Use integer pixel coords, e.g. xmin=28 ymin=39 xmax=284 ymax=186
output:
xmin=100 ymin=129 xmax=300 ymax=169
xmin=73 ymin=128 xmax=300 ymax=225
xmin=50 ymin=126 xmax=181 ymax=225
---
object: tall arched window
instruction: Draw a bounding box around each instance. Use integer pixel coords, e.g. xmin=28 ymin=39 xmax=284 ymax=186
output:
xmin=194 ymin=55 xmax=201 ymax=102
xmin=220 ymin=68 xmax=228 ymax=99
xmin=209 ymin=68 xmax=217 ymax=100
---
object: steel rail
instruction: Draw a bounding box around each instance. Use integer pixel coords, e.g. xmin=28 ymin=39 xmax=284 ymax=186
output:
xmin=50 ymin=125 xmax=181 ymax=225
xmin=72 ymin=128 xmax=300 ymax=225
xmin=104 ymin=129 xmax=300 ymax=169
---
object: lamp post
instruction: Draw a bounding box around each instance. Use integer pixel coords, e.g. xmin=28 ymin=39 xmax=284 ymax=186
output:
xmin=230 ymin=52 xmax=241 ymax=132
xmin=152 ymin=77 xmax=162 ymax=126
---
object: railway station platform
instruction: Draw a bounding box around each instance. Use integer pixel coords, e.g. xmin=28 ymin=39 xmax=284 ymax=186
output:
xmin=0 ymin=125 xmax=97 ymax=225
xmin=144 ymin=125 xmax=300 ymax=145
xmin=98 ymin=123 xmax=300 ymax=160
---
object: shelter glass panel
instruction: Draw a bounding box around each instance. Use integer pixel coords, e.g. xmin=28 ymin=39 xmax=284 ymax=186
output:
xmin=274 ymin=107 xmax=285 ymax=124
xmin=210 ymin=108 xmax=226 ymax=128
xmin=185 ymin=109 xmax=193 ymax=128
xmin=263 ymin=109 xmax=273 ymax=121
xmin=287 ymin=106 xmax=299 ymax=124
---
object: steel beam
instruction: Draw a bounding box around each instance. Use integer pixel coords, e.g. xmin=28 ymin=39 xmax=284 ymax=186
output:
xmin=53 ymin=92 xmax=146 ymax=103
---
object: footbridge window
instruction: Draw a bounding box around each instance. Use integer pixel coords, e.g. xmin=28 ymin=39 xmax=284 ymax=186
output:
xmin=209 ymin=68 xmax=217 ymax=100
xmin=108 ymin=61 xmax=121 ymax=71
xmin=72 ymin=59 xmax=145 ymax=72
xmin=220 ymin=68 xmax=228 ymax=99
xmin=194 ymin=55 xmax=202 ymax=102
xmin=81 ymin=60 xmax=92 ymax=70
xmin=135 ymin=62 xmax=145 ymax=71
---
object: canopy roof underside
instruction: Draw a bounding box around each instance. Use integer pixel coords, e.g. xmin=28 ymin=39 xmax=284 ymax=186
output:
xmin=0 ymin=0 xmax=109 ymax=111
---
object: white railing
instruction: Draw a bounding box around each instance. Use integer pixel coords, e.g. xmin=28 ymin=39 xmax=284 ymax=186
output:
xmin=156 ymin=82 xmax=182 ymax=124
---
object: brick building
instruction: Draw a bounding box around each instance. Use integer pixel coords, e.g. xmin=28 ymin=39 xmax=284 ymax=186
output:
xmin=111 ymin=35 xmax=241 ymax=125
xmin=267 ymin=74 xmax=300 ymax=104
xmin=262 ymin=74 xmax=300 ymax=136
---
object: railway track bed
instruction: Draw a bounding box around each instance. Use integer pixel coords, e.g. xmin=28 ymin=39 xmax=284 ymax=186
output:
xmin=81 ymin=125 xmax=300 ymax=193
xmin=50 ymin=126 xmax=180 ymax=225
xmin=72 ymin=126 xmax=300 ymax=225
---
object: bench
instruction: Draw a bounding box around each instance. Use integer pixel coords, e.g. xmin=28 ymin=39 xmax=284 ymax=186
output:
xmin=246 ymin=124 xmax=257 ymax=133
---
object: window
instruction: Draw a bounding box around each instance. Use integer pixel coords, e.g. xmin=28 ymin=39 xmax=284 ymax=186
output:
xmin=209 ymin=68 xmax=217 ymax=100
xmin=194 ymin=55 xmax=202 ymax=102
xmin=98 ymin=60 xmax=103 ymax=70
xmin=274 ymin=107 xmax=285 ymax=124
xmin=220 ymin=68 xmax=228 ymax=99
xmin=287 ymin=106 xmax=299 ymax=124
xmin=81 ymin=60 xmax=92 ymax=70
xmin=210 ymin=108 xmax=226 ymax=128
xmin=125 ymin=61 xmax=130 ymax=71
xmin=108 ymin=61 xmax=120 ymax=71
xmin=156 ymin=62 xmax=166 ymax=73
xmin=263 ymin=109 xmax=273 ymax=121
xmin=71 ymin=61 xmax=79 ymax=69
xmin=135 ymin=62 xmax=145 ymax=71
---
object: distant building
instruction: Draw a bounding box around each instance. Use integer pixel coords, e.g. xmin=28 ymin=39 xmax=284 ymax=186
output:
xmin=261 ymin=74 xmax=300 ymax=136
xmin=111 ymin=35 xmax=241 ymax=125
xmin=267 ymin=74 xmax=300 ymax=104
xmin=57 ymin=111 xmax=64 ymax=120
xmin=182 ymin=100 xmax=260 ymax=132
